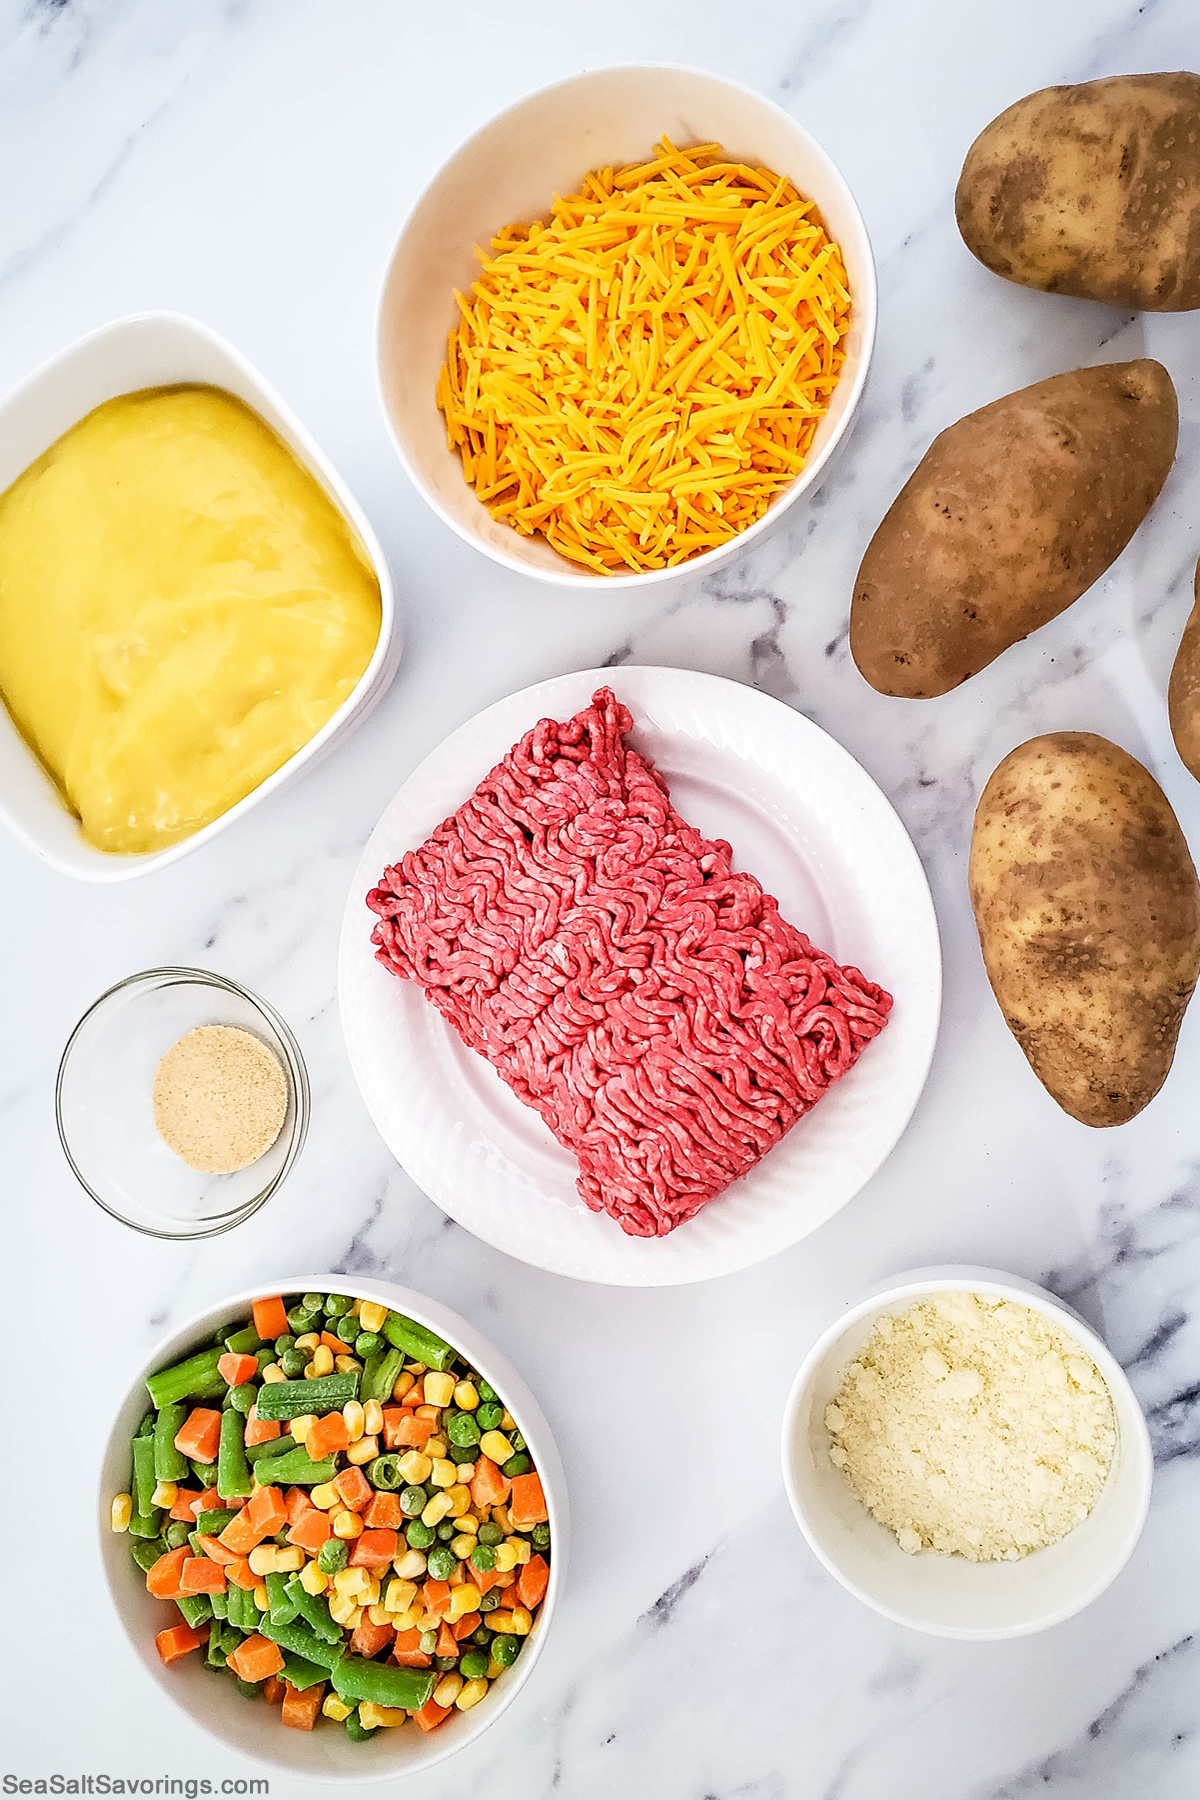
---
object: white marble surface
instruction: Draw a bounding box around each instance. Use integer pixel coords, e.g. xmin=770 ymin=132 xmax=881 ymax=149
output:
xmin=2 ymin=1 xmax=1199 ymax=1794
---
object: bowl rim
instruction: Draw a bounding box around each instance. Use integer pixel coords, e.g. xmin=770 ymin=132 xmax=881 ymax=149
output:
xmin=0 ymin=308 xmax=400 ymax=881
xmin=98 ymin=1272 xmax=568 ymax=1782
xmin=56 ymin=966 xmax=311 ymax=1240
xmin=375 ymin=61 xmax=878 ymax=591
xmin=779 ymin=1263 xmax=1154 ymax=1640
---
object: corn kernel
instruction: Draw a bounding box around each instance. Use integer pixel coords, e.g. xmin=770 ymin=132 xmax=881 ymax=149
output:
xmin=415 ymin=1403 xmax=440 ymax=1421
xmin=446 ymin=1485 xmax=472 ymax=1517
xmin=358 ymin=1300 xmax=388 ymax=1334
xmin=360 ymin=1702 xmax=407 ymax=1729
xmin=506 ymin=1535 xmax=532 ymax=1565
xmin=429 ymin=1458 xmax=456 ymax=1490
xmin=346 ymin=1434 xmax=378 ymax=1467
xmin=386 ymin=1578 xmax=418 ymax=1614
xmin=449 ymin=1562 xmax=468 ymax=1586
xmin=421 ymin=1492 xmax=454 ymax=1528
xmin=332 ymin=1567 xmax=362 ymax=1598
xmin=349 ymin=1297 xmax=362 ymax=1317
xmin=489 ymin=1610 xmax=516 ymax=1633
xmin=312 ymin=1344 xmax=334 ymax=1377
xmin=322 ymin=1694 xmax=353 ymax=1722
xmin=404 ymin=1360 xmax=427 ymax=1374
xmin=392 ymin=1371 xmax=416 ymax=1402
xmin=295 ymin=1332 xmax=320 ymax=1352
xmin=367 ymin=1603 xmax=391 ymax=1627
xmin=486 ymin=1657 xmax=504 ymax=1679
xmin=249 ymin=1545 xmax=279 ymax=1576
xmin=289 ymin=1414 xmax=316 ymax=1447
xmin=342 ymin=1401 xmax=365 ymax=1443
xmin=425 ymin=1435 xmax=448 ymax=1460
xmin=491 ymin=1504 xmax=510 ymax=1534
xmin=397 ymin=1452 xmax=431 ymax=1485
xmin=423 ymin=1371 xmax=456 ymax=1407
xmin=448 ymin=1583 xmax=481 ymax=1619
xmin=111 ymin=1493 xmax=133 ymax=1533
xmin=509 ymin=1605 xmax=532 ymax=1636
xmin=456 ymin=1513 xmax=479 ymax=1535
xmin=494 ymin=1543 xmax=518 ymax=1573
xmin=253 ymin=1584 xmax=270 ymax=1611
xmin=261 ymin=1363 xmax=286 ymax=1384
xmin=333 ymin=1509 xmax=363 ymax=1540
xmin=451 ymin=1534 xmax=476 ymax=1559
xmin=299 ymin=1560 xmax=329 ymax=1595
xmin=392 ymin=1549 xmax=426 ymax=1580
xmin=500 ymin=1410 xmax=515 ymax=1432
xmin=149 ymin=1479 xmax=175 ymax=1511
xmin=480 ymin=1431 xmax=514 ymax=1464
xmin=456 ymin=1677 xmax=489 ymax=1711
xmin=303 ymin=1362 xmax=318 ymax=1379
xmin=308 ymin=1481 xmax=338 ymax=1511
xmin=433 ymin=1672 xmax=463 ymax=1707
xmin=274 ymin=1546 xmax=304 ymax=1573
xmin=454 ymin=1380 xmax=479 ymax=1412
xmin=390 ymin=1608 xmax=420 ymax=1632
xmin=328 ymin=1593 xmax=358 ymax=1627
xmin=363 ymin=1399 xmax=383 ymax=1436
xmin=335 ymin=1354 xmax=361 ymax=1374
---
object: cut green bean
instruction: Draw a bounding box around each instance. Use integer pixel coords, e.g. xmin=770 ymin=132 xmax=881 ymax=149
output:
xmin=164 ymin=1521 xmax=192 ymax=1551
xmin=367 ymin=1454 xmax=402 ymax=1492
xmin=284 ymin=1574 xmax=343 ymax=1644
xmin=135 ymin=1411 xmax=156 ymax=1439
xmin=132 ymin=1436 xmax=157 ymax=1518
xmin=250 ymin=1449 xmax=337 ymax=1488
xmin=253 ymin=1373 xmax=359 ymax=1421
xmin=332 ymin=1654 xmax=435 ymax=1713
xmin=317 ymin=1537 xmax=349 ymax=1575
xmin=224 ymin=1325 xmax=264 ymax=1355
xmin=217 ymin=1407 xmax=253 ymax=1502
xmin=265 ymin=1570 xmax=299 ymax=1625
xmin=195 ymin=1509 xmax=239 ymax=1537
xmin=127 ymin=1507 xmax=163 ymax=1541
xmin=245 ymin=1433 xmax=296 ymax=1464
xmin=360 ymin=1347 xmax=403 ymax=1406
xmin=205 ymin=1634 xmax=227 ymax=1670
xmin=344 ymin=1710 xmax=373 ymax=1741
xmin=279 ymin=1652 xmax=326 ymax=1692
xmin=235 ymin=1677 xmax=261 ymax=1700
xmin=146 ymin=1346 xmax=226 ymax=1410
xmin=152 ymin=1403 xmax=189 ymax=1482
xmin=176 ymin=1593 xmax=213 ymax=1629
xmin=381 ymin=1312 xmax=455 ymax=1372
xmin=130 ymin=1538 xmax=164 ymax=1572
xmin=256 ymin=1613 xmax=344 ymax=1671
xmin=228 ymin=1383 xmax=257 ymax=1416
xmin=209 ymin=1588 xmax=228 ymax=1621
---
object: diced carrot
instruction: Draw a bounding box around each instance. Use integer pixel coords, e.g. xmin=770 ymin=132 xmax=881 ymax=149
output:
xmin=451 ymin=1611 xmax=480 ymax=1641
xmin=396 ymin=1413 xmax=438 ymax=1449
xmin=217 ymin=1352 xmax=258 ymax=1388
xmin=319 ymin=1331 xmax=349 ymax=1357
xmin=391 ymin=1628 xmax=432 ymax=1668
xmin=195 ymin=1487 xmax=221 ymax=1516
xmin=508 ymin=1472 xmax=548 ymax=1529
xmin=227 ymin=1634 xmax=285 ymax=1684
xmin=350 ymin=1615 xmax=394 ymax=1657
xmin=225 ymin=1557 xmax=257 ymax=1591
xmin=435 ymin=1622 xmax=457 ymax=1659
xmin=380 ymin=1407 xmax=412 ymax=1450
xmin=470 ymin=1457 xmax=509 ymax=1510
xmin=287 ymin=1509 xmax=331 ymax=1554
xmin=473 ymin=1563 xmax=500 ymax=1595
xmin=247 ymin=1484 xmax=288 ymax=1537
xmin=262 ymin=1675 xmax=286 ymax=1707
xmin=304 ymin=1413 xmax=351 ymax=1460
xmin=413 ymin=1697 xmax=451 ymax=1733
xmin=516 ymin=1553 xmax=549 ymax=1611
xmin=334 ymin=1465 xmax=372 ymax=1513
xmin=169 ymin=1487 xmax=202 ymax=1522
xmin=155 ymin=1623 xmax=208 ymax=1665
xmin=363 ymin=1491 xmax=402 ymax=1530
xmin=146 ymin=1547 xmax=190 ymax=1600
xmin=180 ymin=1556 xmax=227 ymax=1595
xmin=280 ymin=1682 xmax=323 ymax=1731
xmin=422 ymin=1578 xmax=451 ymax=1618
xmin=493 ymin=1568 xmax=517 ymax=1589
xmin=217 ymin=1505 xmax=265 ymax=1556
xmin=173 ymin=1408 xmax=222 ymax=1464
xmin=284 ymin=1486 xmax=314 ymax=1527
xmin=349 ymin=1528 xmax=397 ymax=1567
xmin=195 ymin=1533 xmax=239 ymax=1567
xmin=252 ymin=1296 xmax=290 ymax=1341
xmin=244 ymin=1407 xmax=281 ymax=1447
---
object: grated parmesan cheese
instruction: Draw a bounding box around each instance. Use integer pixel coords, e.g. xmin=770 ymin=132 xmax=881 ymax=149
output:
xmin=825 ymin=1292 xmax=1116 ymax=1561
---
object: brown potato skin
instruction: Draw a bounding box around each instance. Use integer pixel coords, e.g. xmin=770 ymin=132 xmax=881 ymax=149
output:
xmin=1167 ymin=556 xmax=1200 ymax=781
xmin=955 ymin=73 xmax=1200 ymax=311
xmin=850 ymin=360 xmax=1177 ymax=698
xmin=969 ymin=732 xmax=1200 ymax=1126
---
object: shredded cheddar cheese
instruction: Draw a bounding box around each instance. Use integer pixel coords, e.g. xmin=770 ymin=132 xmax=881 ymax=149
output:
xmin=436 ymin=138 xmax=852 ymax=574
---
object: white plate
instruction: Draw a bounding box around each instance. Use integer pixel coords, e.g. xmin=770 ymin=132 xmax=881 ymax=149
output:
xmin=339 ymin=668 xmax=941 ymax=1285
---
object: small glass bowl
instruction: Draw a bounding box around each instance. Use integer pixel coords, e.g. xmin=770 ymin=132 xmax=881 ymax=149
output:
xmin=56 ymin=967 xmax=309 ymax=1238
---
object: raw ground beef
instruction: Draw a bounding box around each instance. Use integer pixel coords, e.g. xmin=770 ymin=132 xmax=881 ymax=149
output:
xmin=367 ymin=688 xmax=892 ymax=1238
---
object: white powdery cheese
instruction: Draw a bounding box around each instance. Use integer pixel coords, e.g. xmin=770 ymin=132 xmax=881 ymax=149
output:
xmin=825 ymin=1291 xmax=1116 ymax=1561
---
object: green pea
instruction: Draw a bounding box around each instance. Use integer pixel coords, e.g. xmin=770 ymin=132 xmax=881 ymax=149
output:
xmin=445 ymin=1411 xmax=480 ymax=1447
xmin=324 ymin=1294 xmax=352 ymax=1319
xmin=449 ymin=1442 xmax=477 ymax=1465
xmin=318 ymin=1536 xmax=350 ymax=1575
xmin=399 ymin=1485 xmax=427 ymax=1518
xmin=286 ymin=1305 xmax=319 ymax=1335
xmin=273 ymin=1334 xmax=295 ymax=1356
xmin=302 ymin=1293 xmax=325 ymax=1315
xmin=418 ymin=1629 xmax=438 ymax=1654
xmin=229 ymin=1383 xmax=257 ymax=1415
xmin=469 ymin=1543 xmax=496 ymax=1572
xmin=344 ymin=1710 xmax=374 ymax=1741
xmin=470 ymin=1624 xmax=492 ymax=1647
xmin=459 ymin=1649 xmax=489 ymax=1680
xmin=336 ymin=1315 xmax=360 ymax=1347
xmin=477 ymin=1381 xmax=497 ymax=1403
xmin=164 ymin=1520 xmax=192 ymax=1550
xmin=478 ymin=1523 xmax=504 ymax=1546
xmin=476 ymin=1402 xmax=503 ymax=1431
xmin=502 ymin=1454 xmax=531 ymax=1478
xmin=492 ymin=1634 xmax=520 ymax=1669
xmin=353 ymin=1331 xmax=381 ymax=1358
xmin=530 ymin=1523 xmax=551 ymax=1552
xmin=280 ymin=1348 xmax=308 ymax=1378
xmin=406 ymin=1520 xmax=435 ymax=1550
xmin=434 ymin=1654 xmax=458 ymax=1671
xmin=478 ymin=1589 xmax=501 ymax=1613
xmin=509 ymin=1431 xmax=526 ymax=1453
xmin=254 ymin=1347 xmax=274 ymax=1373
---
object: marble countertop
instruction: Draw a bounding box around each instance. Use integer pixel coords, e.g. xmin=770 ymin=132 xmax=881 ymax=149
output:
xmin=2 ymin=1 xmax=1198 ymax=1794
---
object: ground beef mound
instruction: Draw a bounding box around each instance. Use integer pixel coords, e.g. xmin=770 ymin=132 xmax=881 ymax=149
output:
xmin=367 ymin=688 xmax=892 ymax=1237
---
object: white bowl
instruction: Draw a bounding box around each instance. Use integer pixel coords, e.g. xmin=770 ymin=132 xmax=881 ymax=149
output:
xmin=99 ymin=1275 xmax=567 ymax=1781
xmin=378 ymin=64 xmax=876 ymax=590
xmin=781 ymin=1265 xmax=1152 ymax=1639
xmin=0 ymin=312 xmax=401 ymax=881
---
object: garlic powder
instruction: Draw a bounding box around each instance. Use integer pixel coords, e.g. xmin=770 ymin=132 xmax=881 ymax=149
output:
xmin=825 ymin=1292 xmax=1116 ymax=1561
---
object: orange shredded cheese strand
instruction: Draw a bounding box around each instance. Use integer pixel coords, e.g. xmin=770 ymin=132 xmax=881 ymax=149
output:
xmin=437 ymin=138 xmax=852 ymax=574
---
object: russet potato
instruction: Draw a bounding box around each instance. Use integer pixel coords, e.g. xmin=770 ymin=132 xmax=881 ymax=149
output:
xmin=1167 ymin=556 xmax=1200 ymax=782
xmin=955 ymin=73 xmax=1200 ymax=311
xmin=850 ymin=360 xmax=1177 ymax=698
xmin=969 ymin=732 xmax=1200 ymax=1126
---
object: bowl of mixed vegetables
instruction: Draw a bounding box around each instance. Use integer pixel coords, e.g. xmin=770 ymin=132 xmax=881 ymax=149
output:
xmin=100 ymin=1278 xmax=566 ymax=1779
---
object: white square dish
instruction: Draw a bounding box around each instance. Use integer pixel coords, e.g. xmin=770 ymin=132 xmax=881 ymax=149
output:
xmin=0 ymin=311 xmax=401 ymax=881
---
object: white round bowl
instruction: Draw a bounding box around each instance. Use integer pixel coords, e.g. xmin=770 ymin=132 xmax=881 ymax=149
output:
xmin=781 ymin=1265 xmax=1152 ymax=1639
xmin=377 ymin=64 xmax=876 ymax=590
xmin=99 ymin=1275 xmax=568 ymax=1781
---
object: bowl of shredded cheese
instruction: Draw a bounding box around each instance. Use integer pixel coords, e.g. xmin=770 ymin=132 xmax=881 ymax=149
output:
xmin=781 ymin=1266 xmax=1152 ymax=1638
xmin=378 ymin=65 xmax=875 ymax=586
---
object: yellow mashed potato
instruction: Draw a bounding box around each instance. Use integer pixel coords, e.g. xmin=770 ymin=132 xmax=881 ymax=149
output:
xmin=0 ymin=385 xmax=381 ymax=853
